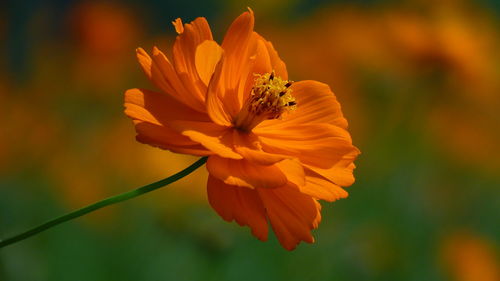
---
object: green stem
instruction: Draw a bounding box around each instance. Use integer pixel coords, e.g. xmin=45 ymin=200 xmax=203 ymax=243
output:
xmin=0 ymin=156 xmax=208 ymax=249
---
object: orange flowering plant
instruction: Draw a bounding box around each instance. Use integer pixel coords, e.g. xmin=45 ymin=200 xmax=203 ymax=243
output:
xmin=0 ymin=9 xmax=358 ymax=251
xmin=124 ymin=9 xmax=359 ymax=250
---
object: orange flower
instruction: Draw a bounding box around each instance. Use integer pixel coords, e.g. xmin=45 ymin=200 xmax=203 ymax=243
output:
xmin=124 ymin=9 xmax=359 ymax=250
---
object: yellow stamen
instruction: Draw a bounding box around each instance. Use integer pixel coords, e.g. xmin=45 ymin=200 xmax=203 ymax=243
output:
xmin=233 ymin=71 xmax=296 ymax=132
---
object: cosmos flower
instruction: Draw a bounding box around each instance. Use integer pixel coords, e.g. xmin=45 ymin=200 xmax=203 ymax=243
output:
xmin=124 ymin=9 xmax=359 ymax=250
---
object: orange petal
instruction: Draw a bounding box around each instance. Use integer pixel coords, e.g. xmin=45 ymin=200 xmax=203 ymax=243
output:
xmin=136 ymin=47 xmax=153 ymax=78
xmin=170 ymin=121 xmax=242 ymax=159
xmin=305 ymin=148 xmax=359 ymax=187
xmin=172 ymin=18 xmax=184 ymax=34
xmin=151 ymin=47 xmax=207 ymax=112
xmin=124 ymin=88 xmax=212 ymax=154
xmin=172 ymin=17 xmax=213 ymax=105
xmin=195 ymin=40 xmax=223 ymax=86
xmin=207 ymin=155 xmax=288 ymax=189
xmin=232 ymin=130 xmax=288 ymax=165
xmin=298 ymin=169 xmax=349 ymax=202
xmin=257 ymin=184 xmax=321 ymax=250
xmin=207 ymin=175 xmax=268 ymax=241
xmin=206 ymin=55 xmax=234 ymax=126
xmin=209 ymin=9 xmax=256 ymax=119
xmin=136 ymin=48 xmax=175 ymax=97
xmin=262 ymin=38 xmax=288 ymax=80
xmin=135 ymin=124 xmax=211 ymax=156
xmin=275 ymin=159 xmax=306 ymax=187
xmin=255 ymin=123 xmax=358 ymax=169
xmin=221 ymin=9 xmax=255 ymax=89
xmin=124 ymin=88 xmax=208 ymax=124
xmin=251 ymin=37 xmax=273 ymax=76
xmin=166 ymin=145 xmax=212 ymax=156
xmin=234 ymin=33 xmax=289 ymax=109
xmin=133 ymin=122 xmax=195 ymax=146
xmin=259 ymin=80 xmax=348 ymax=129
xmin=247 ymin=33 xmax=288 ymax=79
xmin=136 ymin=47 xmax=207 ymax=112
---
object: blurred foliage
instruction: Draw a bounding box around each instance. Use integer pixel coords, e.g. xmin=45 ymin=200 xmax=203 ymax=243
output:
xmin=1 ymin=0 xmax=499 ymax=280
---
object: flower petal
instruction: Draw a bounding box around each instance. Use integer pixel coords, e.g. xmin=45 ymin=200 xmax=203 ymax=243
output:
xmin=136 ymin=47 xmax=153 ymax=77
xmin=124 ymin=88 xmax=212 ymax=155
xmin=251 ymin=38 xmax=273 ymax=76
xmin=172 ymin=17 xmax=213 ymax=105
xmin=232 ymin=130 xmax=288 ymax=165
xmin=232 ymin=35 xmax=273 ymax=108
xmin=151 ymin=47 xmax=207 ymax=112
xmin=124 ymin=88 xmax=208 ymax=124
xmin=206 ymin=155 xmax=288 ymax=189
xmin=170 ymin=121 xmax=242 ymax=159
xmin=305 ymin=148 xmax=359 ymax=187
xmin=172 ymin=18 xmax=184 ymax=34
xmin=206 ymin=9 xmax=256 ymax=121
xmin=136 ymin=47 xmax=176 ymax=98
xmin=221 ymin=9 xmax=255 ymax=92
xmin=135 ymin=124 xmax=211 ymax=155
xmin=195 ymin=40 xmax=223 ymax=86
xmin=207 ymin=175 xmax=268 ymax=241
xmin=298 ymin=169 xmax=349 ymax=202
xmin=262 ymin=38 xmax=288 ymax=80
xmin=206 ymin=56 xmax=234 ymax=126
xmin=136 ymin=47 xmax=207 ymax=112
xmin=275 ymin=159 xmax=306 ymax=187
xmin=255 ymin=123 xmax=358 ymax=169
xmin=235 ymin=33 xmax=288 ymax=115
xmin=133 ymin=122 xmax=195 ymax=147
xmin=172 ymin=17 xmax=213 ymax=73
xmin=257 ymin=184 xmax=321 ymax=250
xmin=259 ymin=80 xmax=348 ymax=129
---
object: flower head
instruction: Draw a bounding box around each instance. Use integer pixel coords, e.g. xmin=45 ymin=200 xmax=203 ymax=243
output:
xmin=124 ymin=9 xmax=360 ymax=250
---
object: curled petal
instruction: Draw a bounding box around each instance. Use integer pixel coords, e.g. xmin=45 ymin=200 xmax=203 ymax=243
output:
xmin=172 ymin=18 xmax=184 ymax=34
xmin=305 ymin=149 xmax=359 ymax=187
xmin=298 ymin=169 xmax=349 ymax=202
xmin=135 ymin=125 xmax=211 ymax=156
xmin=133 ymin=122 xmax=196 ymax=147
xmin=170 ymin=121 xmax=242 ymax=159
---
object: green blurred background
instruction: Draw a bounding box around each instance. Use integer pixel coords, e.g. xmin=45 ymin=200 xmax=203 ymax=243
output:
xmin=1 ymin=0 xmax=499 ymax=280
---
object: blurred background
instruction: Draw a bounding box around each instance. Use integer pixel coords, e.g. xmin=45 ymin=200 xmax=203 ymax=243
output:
xmin=1 ymin=0 xmax=499 ymax=280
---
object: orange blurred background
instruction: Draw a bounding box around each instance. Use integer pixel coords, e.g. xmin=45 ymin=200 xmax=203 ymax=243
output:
xmin=1 ymin=0 xmax=499 ymax=280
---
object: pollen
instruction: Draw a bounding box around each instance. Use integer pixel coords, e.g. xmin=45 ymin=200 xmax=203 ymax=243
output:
xmin=234 ymin=71 xmax=296 ymax=132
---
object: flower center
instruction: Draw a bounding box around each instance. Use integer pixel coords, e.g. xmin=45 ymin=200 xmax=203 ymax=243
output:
xmin=233 ymin=71 xmax=296 ymax=132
